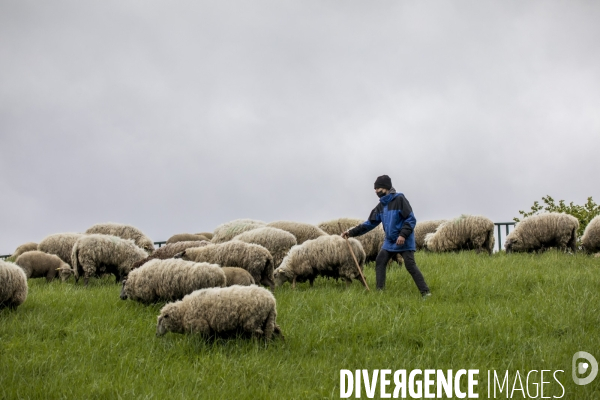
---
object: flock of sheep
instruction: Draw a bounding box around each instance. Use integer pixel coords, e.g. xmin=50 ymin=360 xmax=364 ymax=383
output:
xmin=1 ymin=212 xmax=599 ymax=341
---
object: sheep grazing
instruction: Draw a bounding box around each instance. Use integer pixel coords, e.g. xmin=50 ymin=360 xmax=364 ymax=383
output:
xmin=423 ymin=215 xmax=495 ymax=255
xmin=211 ymin=219 xmax=266 ymax=244
xmin=194 ymin=232 xmax=214 ymax=240
xmin=274 ymin=235 xmax=366 ymax=288
xmin=581 ymin=215 xmax=600 ymax=254
xmin=232 ymin=227 xmax=297 ymax=268
xmin=131 ymin=240 xmax=210 ymax=270
xmin=15 ymin=251 xmax=70 ymax=282
xmin=67 ymin=234 xmax=148 ymax=285
xmin=38 ymin=233 xmax=84 ymax=266
xmin=505 ymin=212 xmax=579 ymax=253
xmin=414 ymin=220 xmax=447 ymax=251
xmin=166 ymin=233 xmax=210 ymax=244
xmin=85 ymin=222 xmax=155 ymax=254
xmin=177 ymin=241 xmax=275 ymax=291
xmin=120 ymin=259 xmax=226 ymax=303
xmin=318 ymin=218 xmax=385 ymax=263
xmin=266 ymin=221 xmax=327 ymax=245
xmin=156 ymin=285 xmax=282 ymax=341
xmin=222 ymin=267 xmax=255 ymax=286
xmin=6 ymin=242 xmax=38 ymax=262
xmin=0 ymin=260 xmax=28 ymax=310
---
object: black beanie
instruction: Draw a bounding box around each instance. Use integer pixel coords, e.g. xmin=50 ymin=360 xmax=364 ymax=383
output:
xmin=374 ymin=175 xmax=392 ymax=190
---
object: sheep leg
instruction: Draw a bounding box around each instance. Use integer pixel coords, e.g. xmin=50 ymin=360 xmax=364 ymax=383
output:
xmin=292 ymin=276 xmax=296 ymax=289
xmin=309 ymin=277 xmax=314 ymax=287
xmin=84 ymin=277 xmax=90 ymax=286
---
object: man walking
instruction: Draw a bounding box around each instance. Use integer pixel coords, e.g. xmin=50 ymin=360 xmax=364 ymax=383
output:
xmin=342 ymin=175 xmax=431 ymax=297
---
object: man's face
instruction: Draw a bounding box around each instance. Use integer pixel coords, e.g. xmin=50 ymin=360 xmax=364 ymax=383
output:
xmin=375 ymin=188 xmax=389 ymax=198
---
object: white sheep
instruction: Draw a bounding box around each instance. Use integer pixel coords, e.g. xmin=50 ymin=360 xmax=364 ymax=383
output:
xmin=15 ymin=250 xmax=70 ymax=282
xmin=232 ymin=227 xmax=297 ymax=269
xmin=505 ymin=212 xmax=579 ymax=253
xmin=85 ymin=222 xmax=155 ymax=253
xmin=266 ymin=221 xmax=328 ymax=245
xmin=38 ymin=233 xmax=84 ymax=266
xmin=423 ymin=215 xmax=495 ymax=255
xmin=581 ymin=215 xmax=600 ymax=254
xmin=0 ymin=260 xmax=28 ymax=310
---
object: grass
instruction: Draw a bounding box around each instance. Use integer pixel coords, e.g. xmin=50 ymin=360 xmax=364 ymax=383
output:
xmin=1 ymin=251 xmax=599 ymax=399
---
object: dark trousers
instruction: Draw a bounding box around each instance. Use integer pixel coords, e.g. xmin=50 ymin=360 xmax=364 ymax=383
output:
xmin=375 ymin=249 xmax=429 ymax=293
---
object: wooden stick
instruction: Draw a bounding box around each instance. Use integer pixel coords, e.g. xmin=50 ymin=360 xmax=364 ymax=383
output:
xmin=340 ymin=223 xmax=370 ymax=291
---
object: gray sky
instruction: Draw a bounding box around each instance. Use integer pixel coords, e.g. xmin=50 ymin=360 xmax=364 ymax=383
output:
xmin=1 ymin=1 xmax=599 ymax=254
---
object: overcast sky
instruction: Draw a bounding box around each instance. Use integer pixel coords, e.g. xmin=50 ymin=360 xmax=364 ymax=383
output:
xmin=1 ymin=1 xmax=599 ymax=254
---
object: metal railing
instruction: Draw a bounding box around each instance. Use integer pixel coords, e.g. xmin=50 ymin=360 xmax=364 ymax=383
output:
xmin=494 ymin=222 xmax=516 ymax=252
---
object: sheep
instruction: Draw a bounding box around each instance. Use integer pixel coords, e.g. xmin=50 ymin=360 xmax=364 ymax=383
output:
xmin=423 ymin=215 xmax=495 ymax=255
xmin=131 ymin=240 xmax=210 ymax=270
xmin=0 ymin=260 xmax=28 ymax=310
xmin=194 ymin=232 xmax=214 ymax=240
xmin=37 ymin=233 xmax=84 ymax=266
xmin=266 ymin=221 xmax=327 ymax=245
xmin=6 ymin=242 xmax=38 ymax=262
xmin=65 ymin=234 xmax=148 ymax=285
xmin=318 ymin=218 xmax=385 ymax=263
xmin=177 ymin=241 xmax=275 ymax=291
xmin=166 ymin=233 xmax=209 ymax=244
xmin=232 ymin=227 xmax=297 ymax=268
xmin=273 ymin=235 xmax=366 ymax=288
xmin=222 ymin=267 xmax=255 ymax=286
xmin=504 ymin=212 xmax=579 ymax=253
xmin=85 ymin=222 xmax=155 ymax=254
xmin=211 ymin=219 xmax=266 ymax=244
xmin=581 ymin=215 xmax=600 ymax=254
xmin=15 ymin=251 xmax=70 ymax=282
xmin=414 ymin=220 xmax=447 ymax=251
xmin=156 ymin=285 xmax=282 ymax=341
xmin=120 ymin=259 xmax=226 ymax=303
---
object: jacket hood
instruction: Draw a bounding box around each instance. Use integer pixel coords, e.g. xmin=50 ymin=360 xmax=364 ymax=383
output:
xmin=379 ymin=187 xmax=399 ymax=206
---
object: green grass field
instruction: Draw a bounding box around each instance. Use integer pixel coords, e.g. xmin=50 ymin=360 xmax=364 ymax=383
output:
xmin=1 ymin=252 xmax=599 ymax=399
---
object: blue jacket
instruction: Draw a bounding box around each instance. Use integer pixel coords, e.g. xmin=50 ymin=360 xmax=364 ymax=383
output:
xmin=348 ymin=189 xmax=417 ymax=252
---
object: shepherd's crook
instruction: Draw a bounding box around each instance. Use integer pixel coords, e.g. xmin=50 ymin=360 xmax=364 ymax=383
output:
xmin=340 ymin=226 xmax=370 ymax=291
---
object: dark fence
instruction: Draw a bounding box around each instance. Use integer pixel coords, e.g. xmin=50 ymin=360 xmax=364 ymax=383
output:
xmin=494 ymin=222 xmax=516 ymax=252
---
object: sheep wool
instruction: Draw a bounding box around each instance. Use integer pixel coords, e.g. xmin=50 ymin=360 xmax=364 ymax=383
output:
xmin=85 ymin=222 xmax=155 ymax=254
xmin=38 ymin=233 xmax=84 ymax=266
xmin=6 ymin=242 xmax=38 ymax=262
xmin=0 ymin=260 xmax=28 ymax=310
xmin=70 ymin=234 xmax=148 ymax=285
xmin=582 ymin=215 xmax=600 ymax=254
xmin=131 ymin=240 xmax=210 ymax=270
xmin=221 ymin=267 xmax=255 ymax=286
xmin=423 ymin=215 xmax=495 ymax=255
xmin=266 ymin=221 xmax=327 ymax=245
xmin=232 ymin=227 xmax=297 ymax=269
xmin=194 ymin=232 xmax=214 ymax=240
xmin=179 ymin=241 xmax=274 ymax=291
xmin=318 ymin=218 xmax=385 ymax=262
xmin=505 ymin=212 xmax=579 ymax=253
xmin=414 ymin=220 xmax=447 ymax=251
xmin=156 ymin=285 xmax=282 ymax=340
xmin=274 ymin=235 xmax=366 ymax=288
xmin=15 ymin=251 xmax=70 ymax=282
xmin=121 ymin=259 xmax=226 ymax=303
xmin=211 ymin=219 xmax=266 ymax=243
xmin=166 ymin=233 xmax=209 ymax=244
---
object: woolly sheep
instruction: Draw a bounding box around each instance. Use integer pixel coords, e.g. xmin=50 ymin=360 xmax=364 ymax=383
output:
xmin=6 ymin=242 xmax=38 ymax=262
xmin=66 ymin=234 xmax=148 ymax=285
xmin=266 ymin=221 xmax=327 ymax=245
xmin=581 ymin=215 xmax=600 ymax=254
xmin=38 ymin=233 xmax=84 ymax=266
xmin=504 ymin=212 xmax=579 ymax=253
xmin=177 ymin=241 xmax=275 ymax=291
xmin=273 ymin=235 xmax=366 ymax=288
xmin=414 ymin=220 xmax=447 ymax=251
xmin=211 ymin=219 xmax=266 ymax=244
xmin=131 ymin=240 xmax=210 ymax=270
xmin=222 ymin=267 xmax=255 ymax=286
xmin=423 ymin=215 xmax=495 ymax=255
xmin=85 ymin=222 xmax=155 ymax=253
xmin=318 ymin=218 xmax=385 ymax=263
xmin=156 ymin=285 xmax=282 ymax=340
xmin=0 ymin=260 xmax=28 ymax=310
xmin=232 ymin=227 xmax=297 ymax=268
xmin=120 ymin=259 xmax=226 ymax=303
xmin=15 ymin=251 xmax=70 ymax=282
xmin=166 ymin=233 xmax=209 ymax=244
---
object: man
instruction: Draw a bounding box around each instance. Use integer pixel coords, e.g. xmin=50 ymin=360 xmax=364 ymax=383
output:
xmin=342 ymin=175 xmax=431 ymax=297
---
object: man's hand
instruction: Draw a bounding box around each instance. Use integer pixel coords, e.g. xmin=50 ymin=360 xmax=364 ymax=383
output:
xmin=341 ymin=231 xmax=350 ymax=239
xmin=396 ymin=235 xmax=405 ymax=246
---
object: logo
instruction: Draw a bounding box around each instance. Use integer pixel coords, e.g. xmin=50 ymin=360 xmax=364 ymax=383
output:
xmin=572 ymin=351 xmax=598 ymax=386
